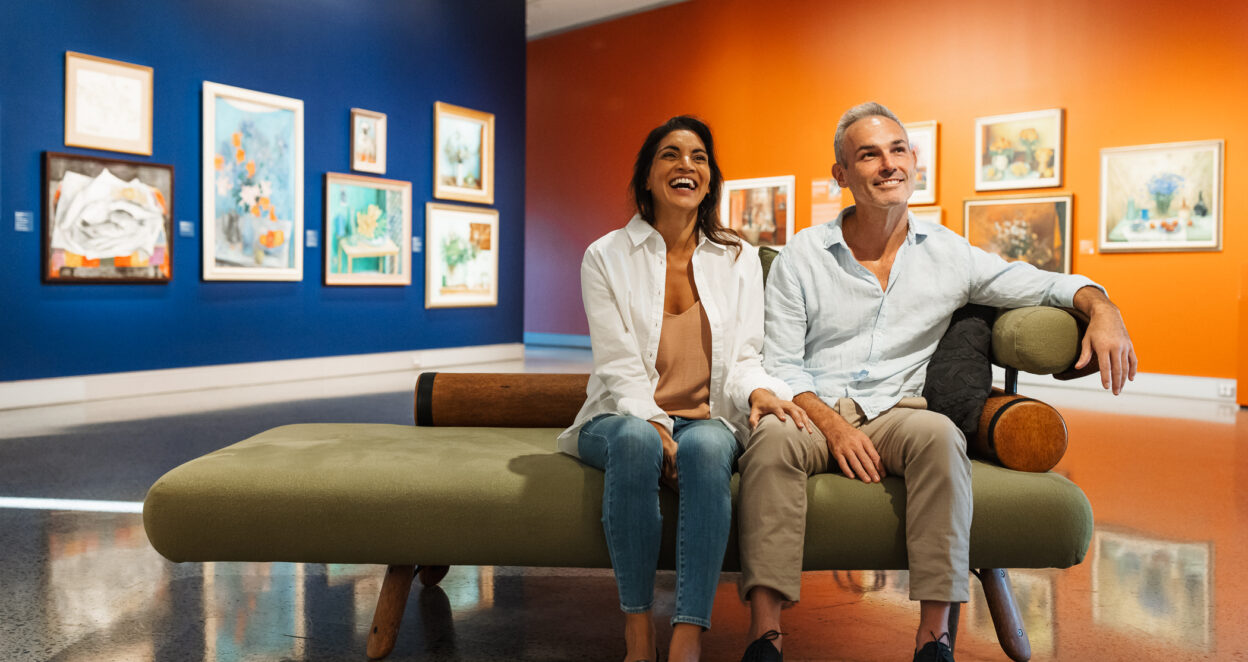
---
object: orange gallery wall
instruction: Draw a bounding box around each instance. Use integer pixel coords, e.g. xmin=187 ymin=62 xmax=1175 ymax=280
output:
xmin=525 ymin=0 xmax=1247 ymax=380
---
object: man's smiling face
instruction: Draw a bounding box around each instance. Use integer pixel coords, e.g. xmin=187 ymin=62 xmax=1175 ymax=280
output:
xmin=832 ymin=115 xmax=916 ymax=212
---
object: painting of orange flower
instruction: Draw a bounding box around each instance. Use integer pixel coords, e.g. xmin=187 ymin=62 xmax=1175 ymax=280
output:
xmin=974 ymin=108 xmax=1064 ymax=192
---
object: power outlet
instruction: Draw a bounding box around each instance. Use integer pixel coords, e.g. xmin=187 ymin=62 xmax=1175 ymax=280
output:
xmin=1217 ymin=382 xmax=1236 ymax=399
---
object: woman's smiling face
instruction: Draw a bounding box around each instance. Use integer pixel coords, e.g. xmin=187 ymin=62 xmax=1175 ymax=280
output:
xmin=646 ymin=129 xmax=710 ymax=217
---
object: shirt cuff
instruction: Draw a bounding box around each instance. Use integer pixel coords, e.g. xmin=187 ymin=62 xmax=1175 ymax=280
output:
xmin=1051 ymin=275 xmax=1101 ymax=308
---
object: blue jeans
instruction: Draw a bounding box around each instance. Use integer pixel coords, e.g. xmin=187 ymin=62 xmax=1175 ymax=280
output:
xmin=578 ymin=414 xmax=739 ymax=628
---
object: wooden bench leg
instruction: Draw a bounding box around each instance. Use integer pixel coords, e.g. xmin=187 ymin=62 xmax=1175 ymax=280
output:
xmin=366 ymin=565 xmax=416 ymax=660
xmin=974 ymin=568 xmax=1032 ymax=662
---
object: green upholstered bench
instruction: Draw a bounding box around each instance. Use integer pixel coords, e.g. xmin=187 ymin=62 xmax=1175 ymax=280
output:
xmin=143 ymin=307 xmax=1094 ymax=662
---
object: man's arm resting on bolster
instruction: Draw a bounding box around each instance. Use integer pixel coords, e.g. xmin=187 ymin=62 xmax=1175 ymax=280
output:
xmin=793 ymin=391 xmax=885 ymax=483
xmin=1072 ymin=285 xmax=1138 ymax=395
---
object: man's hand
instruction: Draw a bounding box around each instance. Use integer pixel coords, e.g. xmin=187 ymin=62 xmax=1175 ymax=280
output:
xmin=793 ymin=392 xmax=885 ymax=483
xmin=749 ymin=388 xmax=811 ymax=430
xmin=1073 ymin=286 xmax=1138 ymax=395
xmin=650 ymin=421 xmax=680 ymax=492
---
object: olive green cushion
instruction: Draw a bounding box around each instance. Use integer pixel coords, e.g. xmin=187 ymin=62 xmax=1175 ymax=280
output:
xmin=145 ymin=423 xmax=1092 ymax=571
xmin=992 ymin=306 xmax=1080 ymax=374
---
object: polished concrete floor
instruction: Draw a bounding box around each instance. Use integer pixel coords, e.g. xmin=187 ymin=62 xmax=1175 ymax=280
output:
xmin=1 ymin=347 xmax=1246 ymax=661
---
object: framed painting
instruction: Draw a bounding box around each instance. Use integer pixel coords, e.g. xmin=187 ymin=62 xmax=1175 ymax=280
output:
xmin=810 ymin=177 xmax=843 ymax=226
xmin=1099 ymin=140 xmax=1223 ymax=252
xmin=42 ymin=151 xmax=172 ymax=283
xmin=433 ymin=101 xmax=494 ymax=205
xmin=720 ymin=175 xmax=795 ymax=248
xmin=64 ymin=51 xmax=153 ymax=155
xmin=905 ymin=120 xmax=938 ymax=204
xmin=202 ymin=81 xmax=304 ymax=281
xmin=425 ymin=203 xmax=498 ymax=308
xmin=974 ymin=108 xmax=1063 ymax=191
xmin=324 ymin=173 xmax=412 ymax=286
xmin=909 ymin=206 xmax=942 ymax=226
xmin=964 ymin=195 xmax=1072 ymax=274
xmin=350 ymin=108 xmax=386 ymax=174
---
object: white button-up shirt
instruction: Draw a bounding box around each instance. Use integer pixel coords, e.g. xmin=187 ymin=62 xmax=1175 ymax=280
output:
xmin=764 ymin=206 xmax=1099 ymax=421
xmin=558 ymin=215 xmax=793 ymax=457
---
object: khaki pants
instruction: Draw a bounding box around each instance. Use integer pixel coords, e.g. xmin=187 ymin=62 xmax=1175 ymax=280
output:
xmin=738 ymin=397 xmax=972 ymax=603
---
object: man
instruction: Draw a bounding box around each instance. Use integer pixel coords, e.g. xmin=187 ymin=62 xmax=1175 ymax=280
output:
xmin=737 ymin=102 xmax=1136 ymax=662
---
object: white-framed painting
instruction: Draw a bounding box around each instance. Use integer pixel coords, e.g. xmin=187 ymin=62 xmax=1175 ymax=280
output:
xmin=909 ymin=206 xmax=942 ymax=226
xmin=974 ymin=108 xmax=1063 ymax=191
xmin=202 ymin=81 xmax=304 ymax=281
xmin=720 ymin=175 xmax=795 ymax=248
xmin=433 ymin=101 xmax=494 ymax=205
xmin=324 ymin=173 xmax=411 ymax=286
xmin=905 ymin=120 xmax=938 ymax=205
xmin=426 ymin=203 xmax=498 ymax=308
xmin=350 ymin=108 xmax=386 ymax=174
xmin=64 ymin=51 xmax=153 ymax=155
xmin=1099 ymin=140 xmax=1223 ymax=252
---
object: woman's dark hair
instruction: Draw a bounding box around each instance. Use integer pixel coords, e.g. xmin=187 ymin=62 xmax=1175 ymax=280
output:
xmin=629 ymin=115 xmax=740 ymax=252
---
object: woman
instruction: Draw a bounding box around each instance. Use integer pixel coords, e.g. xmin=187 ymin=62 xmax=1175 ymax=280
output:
xmin=557 ymin=116 xmax=808 ymax=662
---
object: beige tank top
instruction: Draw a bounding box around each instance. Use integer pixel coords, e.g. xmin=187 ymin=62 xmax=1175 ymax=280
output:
xmin=653 ymin=300 xmax=712 ymax=419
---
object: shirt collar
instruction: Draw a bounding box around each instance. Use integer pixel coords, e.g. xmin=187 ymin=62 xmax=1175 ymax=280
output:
xmin=624 ymin=213 xmax=726 ymax=253
xmin=822 ymin=205 xmax=929 ymax=249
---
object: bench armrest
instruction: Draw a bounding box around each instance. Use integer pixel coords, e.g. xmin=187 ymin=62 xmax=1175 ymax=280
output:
xmin=992 ymin=306 xmax=1099 ymax=380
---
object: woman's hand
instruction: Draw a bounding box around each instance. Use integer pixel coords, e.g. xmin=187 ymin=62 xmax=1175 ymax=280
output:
xmin=650 ymin=421 xmax=680 ymax=492
xmin=748 ymin=388 xmax=810 ymax=430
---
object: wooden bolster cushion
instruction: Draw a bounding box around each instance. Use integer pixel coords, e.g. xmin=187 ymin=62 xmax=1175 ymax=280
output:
xmin=414 ymin=372 xmax=590 ymax=427
xmin=972 ymin=389 xmax=1069 ymax=473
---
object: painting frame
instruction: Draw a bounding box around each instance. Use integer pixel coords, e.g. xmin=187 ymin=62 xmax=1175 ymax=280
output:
xmin=323 ymin=172 xmax=412 ymax=286
xmin=42 ymin=151 xmax=173 ymax=284
xmin=425 ymin=202 xmax=499 ymax=308
xmin=433 ymin=101 xmax=495 ymax=205
xmin=201 ymin=81 xmax=304 ymax=281
xmin=974 ymin=108 xmax=1064 ymax=191
xmin=964 ymin=194 xmax=1073 ymax=274
xmin=1098 ymin=139 xmax=1223 ymax=253
xmin=350 ymin=108 xmax=387 ymax=175
xmin=64 ymin=51 xmax=153 ymax=156
xmin=905 ymin=120 xmax=938 ymax=205
xmin=909 ymin=206 xmax=943 ymax=226
xmin=720 ymin=175 xmax=796 ymax=249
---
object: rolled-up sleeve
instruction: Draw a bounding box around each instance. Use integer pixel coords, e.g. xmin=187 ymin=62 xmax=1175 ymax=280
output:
xmin=726 ymin=248 xmax=793 ymax=412
xmin=581 ymin=248 xmax=670 ymax=431
xmin=763 ymin=248 xmax=819 ymax=397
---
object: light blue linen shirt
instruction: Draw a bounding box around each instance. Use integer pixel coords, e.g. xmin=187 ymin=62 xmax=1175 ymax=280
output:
xmin=763 ymin=206 xmax=1099 ymax=421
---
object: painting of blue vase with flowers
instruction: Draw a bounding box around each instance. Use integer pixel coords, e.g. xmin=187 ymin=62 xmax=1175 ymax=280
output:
xmin=1099 ymin=140 xmax=1223 ymax=252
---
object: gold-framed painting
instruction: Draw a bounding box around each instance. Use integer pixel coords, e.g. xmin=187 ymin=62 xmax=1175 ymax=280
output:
xmin=64 ymin=51 xmax=153 ymax=155
xmin=425 ymin=202 xmax=498 ymax=308
xmin=324 ymin=173 xmax=411 ymax=286
xmin=1099 ymin=139 xmax=1223 ymax=253
xmin=974 ymin=108 xmax=1063 ymax=191
xmin=964 ymin=195 xmax=1071 ymax=274
xmin=433 ymin=102 xmax=494 ymax=205
xmin=905 ymin=120 xmax=938 ymax=205
xmin=720 ymin=175 xmax=795 ymax=248
xmin=350 ymin=108 xmax=387 ymax=175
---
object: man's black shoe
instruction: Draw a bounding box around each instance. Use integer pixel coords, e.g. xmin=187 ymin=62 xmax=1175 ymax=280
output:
xmin=912 ymin=633 xmax=955 ymax=662
xmin=741 ymin=630 xmax=783 ymax=662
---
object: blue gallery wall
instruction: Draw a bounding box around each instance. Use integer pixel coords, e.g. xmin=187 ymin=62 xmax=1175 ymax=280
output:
xmin=0 ymin=0 xmax=526 ymax=382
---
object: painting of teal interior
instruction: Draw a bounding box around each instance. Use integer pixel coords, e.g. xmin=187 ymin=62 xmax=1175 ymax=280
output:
xmin=325 ymin=174 xmax=411 ymax=286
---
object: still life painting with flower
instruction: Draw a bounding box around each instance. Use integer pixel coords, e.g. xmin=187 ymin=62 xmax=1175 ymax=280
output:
xmin=975 ymin=109 xmax=1063 ymax=191
xmin=425 ymin=203 xmax=498 ymax=308
xmin=203 ymin=82 xmax=303 ymax=281
xmin=1099 ymin=140 xmax=1222 ymax=252
xmin=965 ymin=196 xmax=1071 ymax=274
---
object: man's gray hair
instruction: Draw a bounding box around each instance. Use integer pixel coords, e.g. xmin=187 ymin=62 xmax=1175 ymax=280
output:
xmin=833 ymin=102 xmax=907 ymax=167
